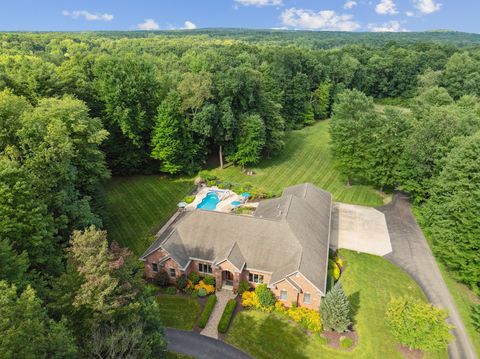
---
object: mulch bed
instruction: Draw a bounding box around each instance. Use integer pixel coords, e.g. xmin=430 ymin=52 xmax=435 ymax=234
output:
xmin=322 ymin=330 xmax=358 ymax=350
xmin=397 ymin=345 xmax=424 ymax=359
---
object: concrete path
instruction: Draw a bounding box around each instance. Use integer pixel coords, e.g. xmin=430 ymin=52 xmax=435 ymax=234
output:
xmin=378 ymin=193 xmax=477 ymax=359
xmin=331 ymin=202 xmax=392 ymax=256
xmin=165 ymin=328 xmax=251 ymax=359
xmin=201 ymin=289 xmax=237 ymax=339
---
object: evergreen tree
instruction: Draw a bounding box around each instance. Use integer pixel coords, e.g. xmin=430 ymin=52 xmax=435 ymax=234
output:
xmin=320 ymin=282 xmax=351 ymax=332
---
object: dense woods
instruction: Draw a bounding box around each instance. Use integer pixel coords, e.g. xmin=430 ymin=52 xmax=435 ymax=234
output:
xmin=1 ymin=30 xmax=480 ymax=357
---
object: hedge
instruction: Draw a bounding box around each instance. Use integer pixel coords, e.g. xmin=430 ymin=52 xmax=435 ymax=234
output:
xmin=218 ymin=299 xmax=237 ymax=333
xmin=198 ymin=294 xmax=217 ymax=328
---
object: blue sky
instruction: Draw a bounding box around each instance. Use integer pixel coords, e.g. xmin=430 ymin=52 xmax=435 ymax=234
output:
xmin=0 ymin=0 xmax=478 ymax=33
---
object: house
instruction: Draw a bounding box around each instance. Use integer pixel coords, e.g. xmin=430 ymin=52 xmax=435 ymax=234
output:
xmin=140 ymin=183 xmax=332 ymax=309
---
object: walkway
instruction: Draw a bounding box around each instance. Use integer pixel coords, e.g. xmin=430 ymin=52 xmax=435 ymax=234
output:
xmin=165 ymin=328 xmax=251 ymax=359
xmin=201 ymin=289 xmax=237 ymax=339
xmin=378 ymin=193 xmax=477 ymax=359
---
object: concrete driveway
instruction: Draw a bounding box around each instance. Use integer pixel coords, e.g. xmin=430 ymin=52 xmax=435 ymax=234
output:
xmin=330 ymin=202 xmax=392 ymax=256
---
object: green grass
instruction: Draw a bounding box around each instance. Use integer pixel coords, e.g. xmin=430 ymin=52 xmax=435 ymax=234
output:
xmin=440 ymin=267 xmax=480 ymax=356
xmin=156 ymin=295 xmax=201 ymax=330
xmin=225 ymin=250 xmax=448 ymax=359
xmin=210 ymin=121 xmax=384 ymax=207
xmin=166 ymin=352 xmax=194 ymax=359
xmin=105 ymin=175 xmax=193 ymax=255
xmin=414 ymin=208 xmax=480 ymax=356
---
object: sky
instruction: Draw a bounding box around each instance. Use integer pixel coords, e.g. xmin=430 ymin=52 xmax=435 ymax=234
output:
xmin=0 ymin=0 xmax=478 ymax=34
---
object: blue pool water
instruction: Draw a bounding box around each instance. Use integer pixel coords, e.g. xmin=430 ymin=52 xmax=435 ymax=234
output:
xmin=197 ymin=192 xmax=220 ymax=210
xmin=231 ymin=201 xmax=241 ymax=206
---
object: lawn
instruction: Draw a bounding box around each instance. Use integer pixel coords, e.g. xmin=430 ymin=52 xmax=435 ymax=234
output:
xmin=226 ymin=250 xmax=448 ymax=359
xmin=210 ymin=120 xmax=384 ymax=207
xmin=105 ymin=175 xmax=193 ymax=255
xmin=156 ymin=295 xmax=201 ymax=330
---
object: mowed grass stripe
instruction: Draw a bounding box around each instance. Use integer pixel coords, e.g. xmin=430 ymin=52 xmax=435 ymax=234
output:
xmin=105 ymin=176 xmax=193 ymax=254
xmin=211 ymin=120 xmax=382 ymax=206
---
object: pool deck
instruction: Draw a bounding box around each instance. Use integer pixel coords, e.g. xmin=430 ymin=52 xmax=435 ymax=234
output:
xmin=186 ymin=186 xmax=245 ymax=213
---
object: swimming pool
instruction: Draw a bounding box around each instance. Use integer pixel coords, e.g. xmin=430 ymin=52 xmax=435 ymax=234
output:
xmin=197 ymin=191 xmax=220 ymax=211
xmin=231 ymin=201 xmax=241 ymax=206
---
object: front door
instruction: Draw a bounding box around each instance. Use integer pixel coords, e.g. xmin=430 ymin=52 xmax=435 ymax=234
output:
xmin=222 ymin=271 xmax=234 ymax=287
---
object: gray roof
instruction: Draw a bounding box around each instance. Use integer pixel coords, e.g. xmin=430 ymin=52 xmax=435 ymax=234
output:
xmin=141 ymin=183 xmax=332 ymax=295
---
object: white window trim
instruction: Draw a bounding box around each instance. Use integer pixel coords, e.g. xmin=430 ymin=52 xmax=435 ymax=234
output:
xmin=304 ymin=292 xmax=311 ymax=304
xmin=280 ymin=289 xmax=287 ymax=301
xmin=248 ymin=272 xmax=264 ymax=284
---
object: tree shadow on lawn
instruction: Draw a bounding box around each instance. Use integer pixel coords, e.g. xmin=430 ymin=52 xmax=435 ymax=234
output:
xmin=349 ymin=291 xmax=361 ymax=326
xmin=233 ymin=312 xmax=309 ymax=359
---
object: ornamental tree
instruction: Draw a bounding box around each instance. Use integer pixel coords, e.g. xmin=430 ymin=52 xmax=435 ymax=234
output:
xmin=385 ymin=296 xmax=452 ymax=351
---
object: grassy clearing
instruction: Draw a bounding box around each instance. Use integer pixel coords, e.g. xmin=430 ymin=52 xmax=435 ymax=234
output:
xmin=210 ymin=121 xmax=384 ymax=207
xmin=156 ymin=295 xmax=201 ymax=330
xmin=105 ymin=175 xmax=193 ymax=255
xmin=226 ymin=250 xmax=448 ymax=359
xmin=166 ymin=352 xmax=194 ymax=359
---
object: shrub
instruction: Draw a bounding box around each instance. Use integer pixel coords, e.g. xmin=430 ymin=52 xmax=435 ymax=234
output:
xmin=328 ymin=259 xmax=341 ymax=281
xmin=255 ymin=284 xmax=276 ymax=309
xmin=335 ymin=256 xmax=344 ymax=270
xmin=198 ymin=294 xmax=217 ymax=328
xmin=203 ymin=275 xmax=216 ymax=286
xmin=274 ymin=300 xmax=288 ymax=314
xmin=386 ymin=296 xmax=452 ymax=351
xmin=194 ymin=280 xmax=215 ymax=295
xmin=176 ymin=274 xmax=188 ymax=291
xmin=340 ymin=336 xmax=354 ymax=349
xmin=184 ymin=195 xmax=195 ymax=204
xmin=199 ymin=171 xmax=217 ymax=182
xmin=166 ymin=287 xmax=177 ymax=295
xmin=315 ymin=333 xmax=328 ymax=345
xmin=207 ymin=179 xmax=217 ymax=186
xmin=320 ymin=282 xmax=351 ymax=332
xmin=198 ymin=288 xmax=207 ymax=297
xmin=191 ymin=291 xmax=198 ymax=299
xmin=218 ymin=299 xmax=237 ymax=333
xmin=472 ymin=304 xmax=480 ymax=332
xmin=188 ymin=272 xmax=200 ymax=285
xmin=287 ymin=306 xmax=322 ymax=332
xmin=241 ymin=290 xmax=259 ymax=308
xmin=154 ymin=270 xmax=169 ymax=287
xmin=238 ymin=280 xmax=251 ymax=295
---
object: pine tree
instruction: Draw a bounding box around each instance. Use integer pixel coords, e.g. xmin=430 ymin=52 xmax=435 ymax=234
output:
xmin=320 ymin=282 xmax=351 ymax=332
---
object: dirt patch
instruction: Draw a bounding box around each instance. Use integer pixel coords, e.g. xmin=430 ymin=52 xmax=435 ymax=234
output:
xmin=323 ymin=330 xmax=357 ymax=350
xmin=397 ymin=345 xmax=424 ymax=359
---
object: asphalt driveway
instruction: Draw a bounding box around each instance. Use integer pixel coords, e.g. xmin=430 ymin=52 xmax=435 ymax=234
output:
xmin=165 ymin=328 xmax=252 ymax=359
xmin=378 ymin=193 xmax=477 ymax=359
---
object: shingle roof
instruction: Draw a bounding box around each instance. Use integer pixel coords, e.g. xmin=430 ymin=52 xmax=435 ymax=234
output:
xmin=140 ymin=183 xmax=332 ymax=295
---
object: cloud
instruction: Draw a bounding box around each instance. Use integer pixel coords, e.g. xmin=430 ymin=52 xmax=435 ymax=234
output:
xmin=375 ymin=0 xmax=398 ymax=14
xmin=280 ymin=8 xmax=360 ymax=31
xmin=414 ymin=0 xmax=441 ymax=14
xmin=405 ymin=11 xmax=415 ymax=16
xmin=368 ymin=20 xmax=407 ymax=32
xmin=62 ymin=10 xmax=113 ymax=21
xmin=137 ymin=19 xmax=160 ymax=30
xmin=182 ymin=21 xmax=197 ymax=30
xmin=343 ymin=1 xmax=358 ymax=9
xmin=235 ymin=0 xmax=282 ymax=7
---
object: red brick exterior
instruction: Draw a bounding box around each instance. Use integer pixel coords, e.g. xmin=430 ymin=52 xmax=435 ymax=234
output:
xmin=144 ymin=249 xmax=322 ymax=308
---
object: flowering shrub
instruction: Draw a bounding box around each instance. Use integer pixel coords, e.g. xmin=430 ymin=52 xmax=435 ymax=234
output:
xmin=194 ymin=280 xmax=215 ymax=295
xmin=287 ymin=306 xmax=322 ymax=332
xmin=335 ymin=256 xmax=344 ymax=270
xmin=241 ymin=290 xmax=259 ymax=308
xmin=328 ymin=259 xmax=341 ymax=281
xmin=274 ymin=300 xmax=288 ymax=314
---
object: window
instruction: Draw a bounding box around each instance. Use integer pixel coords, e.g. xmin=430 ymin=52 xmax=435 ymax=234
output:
xmin=248 ymin=273 xmax=264 ymax=284
xmin=169 ymin=268 xmax=176 ymax=278
xmin=280 ymin=290 xmax=287 ymax=300
xmin=304 ymin=292 xmax=311 ymax=304
xmin=151 ymin=263 xmax=158 ymax=273
xmin=198 ymin=263 xmax=212 ymax=274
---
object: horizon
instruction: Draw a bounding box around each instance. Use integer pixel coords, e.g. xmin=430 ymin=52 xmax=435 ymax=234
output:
xmin=1 ymin=0 xmax=479 ymax=34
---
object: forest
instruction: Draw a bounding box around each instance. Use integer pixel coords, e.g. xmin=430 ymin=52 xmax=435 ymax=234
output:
xmin=0 ymin=30 xmax=479 ymax=358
